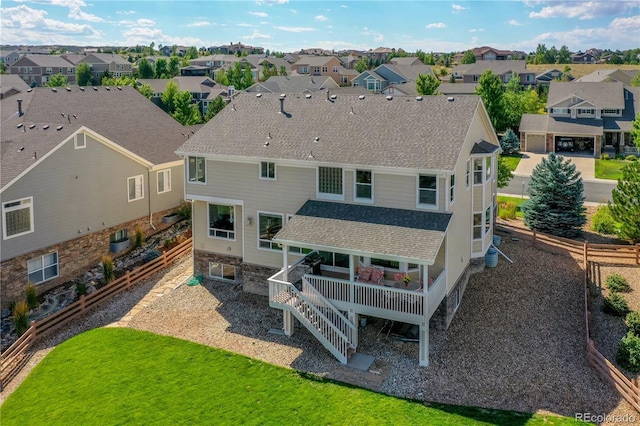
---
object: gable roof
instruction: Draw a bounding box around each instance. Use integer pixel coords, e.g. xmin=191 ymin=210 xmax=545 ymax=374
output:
xmin=388 ymin=57 xmax=423 ymax=66
xmin=0 ymin=74 xmax=31 ymax=98
xmin=12 ymin=54 xmax=75 ymax=68
xmin=82 ymin=53 xmax=130 ymax=65
xmin=576 ymin=68 xmax=639 ymax=86
xmin=245 ymin=75 xmax=338 ymax=94
xmin=177 ymin=92 xmax=485 ymax=172
xmin=463 ymin=60 xmax=529 ymax=75
xmin=547 ymin=81 xmax=625 ymax=109
xmin=293 ymin=55 xmax=339 ymax=67
xmin=1 ymin=86 xmax=189 ymax=188
xmin=437 ymin=83 xmax=478 ymax=95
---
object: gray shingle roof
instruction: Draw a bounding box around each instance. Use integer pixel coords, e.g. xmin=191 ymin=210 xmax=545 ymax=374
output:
xmin=547 ymin=81 xmax=625 ymax=109
xmin=519 ymin=114 xmax=549 ymax=132
xmin=245 ymin=75 xmax=338 ymax=94
xmin=274 ymin=200 xmax=451 ymax=263
xmin=0 ymin=75 xmax=31 ymax=97
xmin=438 ymin=83 xmax=478 ymax=95
xmin=176 ymin=92 xmax=483 ymax=172
xmin=12 ymin=54 xmax=75 ymax=68
xmin=471 ymin=140 xmax=500 ymax=154
xmin=293 ymin=55 xmax=339 ymax=66
xmin=464 ymin=60 xmax=529 ymax=75
xmin=1 ymin=86 xmax=189 ymax=188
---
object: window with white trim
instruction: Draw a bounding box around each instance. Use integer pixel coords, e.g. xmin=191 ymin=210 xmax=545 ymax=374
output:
xmin=127 ymin=175 xmax=144 ymax=201
xmin=209 ymin=204 xmax=235 ymax=239
xmin=320 ymin=251 xmax=349 ymax=268
xmin=188 ymin=156 xmax=206 ymax=183
xmin=454 ymin=286 xmax=461 ymax=310
xmin=333 ymin=66 xmax=339 ymax=73
xmin=209 ymin=262 xmax=236 ymax=280
xmin=322 ymin=66 xmax=328 ymax=73
xmin=473 ymin=213 xmax=482 ymax=240
xmin=28 ymin=252 xmax=58 ymax=284
xmin=2 ymin=197 xmax=34 ymax=239
xmin=355 ymin=170 xmax=372 ymax=201
xmin=466 ymin=159 xmax=470 ymax=188
xmin=74 ymin=133 xmax=86 ymax=149
xmin=473 ymin=159 xmax=483 ymax=185
xmin=260 ymin=162 xmax=276 ymax=180
xmin=258 ymin=212 xmax=283 ymax=250
xmin=157 ymin=169 xmax=171 ymax=194
xmin=318 ymin=167 xmax=343 ymax=199
xmin=110 ymin=229 xmax=128 ymax=243
xmin=449 ymin=174 xmax=455 ymax=204
xmin=485 ymin=206 xmax=492 ymax=235
xmin=418 ymin=175 xmax=437 ymax=206
xmin=485 ymin=157 xmax=492 ymax=180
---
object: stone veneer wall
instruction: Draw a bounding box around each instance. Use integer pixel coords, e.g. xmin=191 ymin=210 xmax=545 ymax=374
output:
xmin=546 ymin=133 xmax=554 ymax=153
xmin=193 ymin=250 xmax=278 ymax=297
xmin=1 ymin=208 xmax=178 ymax=308
xmin=430 ymin=263 xmax=472 ymax=330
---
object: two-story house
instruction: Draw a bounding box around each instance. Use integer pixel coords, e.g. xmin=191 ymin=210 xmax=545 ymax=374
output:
xmin=351 ymin=58 xmax=434 ymax=95
xmin=79 ymin=53 xmax=133 ymax=80
xmin=245 ymin=75 xmax=340 ymax=94
xmin=472 ymin=46 xmax=525 ymax=61
xmin=1 ymin=86 xmax=191 ymax=307
xmin=291 ymin=56 xmax=350 ymax=86
xmin=9 ymin=54 xmax=76 ymax=86
xmin=519 ymin=81 xmax=640 ymax=155
xmin=138 ymin=76 xmax=229 ymax=115
xmin=175 ymin=93 xmax=500 ymax=367
xmin=576 ymin=68 xmax=640 ymax=86
xmin=451 ymin=60 xmax=536 ymax=86
xmin=0 ymin=50 xmax=21 ymax=67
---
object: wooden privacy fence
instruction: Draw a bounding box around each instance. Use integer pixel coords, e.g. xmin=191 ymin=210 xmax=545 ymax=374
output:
xmin=497 ymin=222 xmax=640 ymax=412
xmin=0 ymin=237 xmax=192 ymax=390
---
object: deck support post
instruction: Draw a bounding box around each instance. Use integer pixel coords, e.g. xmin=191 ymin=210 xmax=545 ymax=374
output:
xmin=283 ymin=310 xmax=294 ymax=336
xmin=282 ymin=245 xmax=289 ymax=282
xmin=419 ymin=321 xmax=429 ymax=367
xmin=348 ymin=309 xmax=358 ymax=347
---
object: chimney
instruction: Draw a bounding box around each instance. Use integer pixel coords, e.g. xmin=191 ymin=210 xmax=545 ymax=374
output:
xmin=279 ymin=94 xmax=286 ymax=114
xmin=17 ymin=99 xmax=23 ymax=117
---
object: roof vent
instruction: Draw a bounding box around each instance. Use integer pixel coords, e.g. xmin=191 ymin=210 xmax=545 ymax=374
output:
xmin=27 ymin=88 xmax=32 ymax=92
xmin=305 ymin=94 xmax=312 ymax=99
xmin=18 ymin=147 xmax=24 ymax=152
xmin=16 ymin=123 xmax=23 ymax=129
xmin=314 ymin=136 xmax=320 ymax=142
xmin=349 ymin=106 xmax=355 ymax=114
xmin=29 ymin=124 xmax=36 ymax=129
xmin=93 ymin=87 xmax=98 ymax=91
xmin=386 ymin=95 xmax=393 ymax=100
xmin=73 ymin=114 xmax=77 ymax=119
xmin=447 ymin=96 xmax=454 ymax=102
xmin=263 ymin=140 xmax=270 ymax=147
xmin=79 ymin=87 xmax=85 ymax=91
xmin=61 ymin=112 xmax=65 ymax=117
xmin=43 ymin=125 xmax=49 ymax=130
xmin=330 ymin=94 xmax=337 ymax=100
xmin=267 ymin=132 xmax=272 ymax=139
xmin=65 ymin=87 xmax=71 ymax=92
xmin=256 ymin=93 xmax=262 ymax=98
xmin=51 ymin=87 xmax=57 ymax=93
xmin=358 ymin=95 xmax=365 ymax=100
xmin=105 ymin=86 xmax=110 ymax=91
xmin=416 ymin=96 xmax=423 ymax=101
xmin=56 ymin=125 xmax=63 ymax=131
xmin=117 ymin=86 xmax=122 ymax=90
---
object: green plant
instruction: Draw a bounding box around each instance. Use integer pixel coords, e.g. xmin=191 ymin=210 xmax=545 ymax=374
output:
xmin=76 ymin=282 xmax=87 ymax=295
xmin=626 ymin=155 xmax=638 ymax=162
xmin=134 ymin=226 xmax=144 ymax=248
xmin=600 ymin=153 xmax=610 ymax=160
xmin=25 ymin=282 xmax=38 ymax=310
xmin=164 ymin=237 xmax=173 ymax=247
xmin=102 ymin=255 xmax=115 ymax=284
xmin=177 ymin=200 xmax=192 ymax=220
xmin=13 ymin=300 xmax=30 ymax=336
xmin=627 ymin=312 xmax=640 ymax=336
xmin=603 ymin=292 xmax=630 ymax=316
xmin=590 ymin=205 xmax=617 ymax=235
xmin=606 ymin=273 xmax=631 ymax=292
xmin=617 ymin=332 xmax=640 ymax=373
xmin=143 ymin=249 xmax=162 ymax=264
xmin=498 ymin=201 xmax=517 ymax=220
xmin=615 ymin=154 xmax=625 ymax=160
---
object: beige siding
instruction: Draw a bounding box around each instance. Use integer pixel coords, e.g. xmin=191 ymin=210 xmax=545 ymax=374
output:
xmin=149 ymin=164 xmax=185 ymax=214
xmin=192 ymin=200 xmax=244 ymax=258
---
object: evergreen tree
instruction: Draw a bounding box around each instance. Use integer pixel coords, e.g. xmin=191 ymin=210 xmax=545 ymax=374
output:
xmin=138 ymin=58 xmax=154 ymax=78
xmin=631 ymin=113 xmax=640 ymax=150
xmin=497 ymin=157 xmax=513 ymax=189
xmin=204 ymin=96 xmax=227 ymax=122
xmin=154 ymin=58 xmax=169 ymax=79
xmin=500 ymin=128 xmax=520 ymax=156
xmin=415 ymin=73 xmax=440 ymax=95
xmin=609 ymin=161 xmax=640 ymax=243
xmin=461 ymin=50 xmax=476 ymax=64
xmin=168 ymin=56 xmax=181 ymax=77
xmin=522 ymin=153 xmax=586 ymax=238
xmin=279 ymin=65 xmax=287 ymax=76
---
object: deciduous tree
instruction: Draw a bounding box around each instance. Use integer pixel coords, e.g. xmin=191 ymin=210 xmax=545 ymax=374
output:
xmin=355 ymin=58 xmax=368 ymax=73
xmin=609 ymin=161 xmax=640 ymax=243
xmin=76 ymin=62 xmax=92 ymax=86
xmin=497 ymin=157 xmax=514 ymax=189
xmin=204 ymin=96 xmax=227 ymax=122
xmin=45 ymin=74 xmax=68 ymax=87
xmin=632 ymin=113 xmax=640 ymax=150
xmin=172 ymin=90 xmax=202 ymax=125
xmin=138 ymin=57 xmax=154 ymax=78
xmin=461 ymin=50 xmax=476 ymax=64
xmin=416 ymin=73 xmax=440 ymax=95
xmin=476 ymin=70 xmax=505 ymax=131
xmin=161 ymin=80 xmax=179 ymax=114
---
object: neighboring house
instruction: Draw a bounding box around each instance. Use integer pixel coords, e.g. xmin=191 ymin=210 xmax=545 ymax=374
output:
xmin=296 ymin=48 xmax=334 ymax=56
xmin=364 ymin=47 xmax=394 ymax=63
xmin=0 ymin=86 xmax=191 ymax=307
xmin=0 ymin=50 xmax=21 ymax=67
xmin=291 ymin=55 xmax=348 ymax=86
xmin=175 ymin=92 xmax=500 ymax=367
xmin=0 ymin=74 xmax=32 ymax=99
xmin=571 ymin=52 xmax=596 ymax=64
xmin=437 ymin=83 xmax=479 ymax=96
xmin=78 ymin=53 xmax=133 ymax=79
xmin=351 ymin=59 xmax=434 ymax=96
xmin=244 ymin=55 xmax=293 ymax=79
xmin=138 ymin=76 xmax=229 ymax=115
xmin=160 ymin=45 xmax=189 ymax=56
xmin=519 ymin=81 xmax=640 ymax=155
xmin=472 ymin=46 xmax=525 ymax=61
xmin=245 ymin=75 xmax=339 ymax=94
xmin=9 ymin=54 xmax=76 ymax=86
xmin=180 ymin=65 xmax=209 ymax=77
xmin=576 ymin=68 xmax=640 ymax=86
xmin=451 ymin=60 xmax=536 ymax=86
xmin=209 ymin=42 xmax=264 ymax=55
xmin=535 ymin=68 xmax=572 ymax=86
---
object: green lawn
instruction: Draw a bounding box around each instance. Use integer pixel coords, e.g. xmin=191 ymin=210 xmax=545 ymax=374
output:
xmin=595 ymin=159 xmax=633 ymax=180
xmin=500 ymin=154 xmax=523 ymax=173
xmin=497 ymin=195 xmax=527 ymax=219
xmin=0 ymin=328 xmax=585 ymax=426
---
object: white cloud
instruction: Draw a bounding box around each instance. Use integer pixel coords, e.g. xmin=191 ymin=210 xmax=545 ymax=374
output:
xmin=509 ymin=19 xmax=524 ymax=26
xmin=452 ymin=4 xmax=468 ymax=13
xmin=426 ymin=22 xmax=446 ymax=29
xmin=255 ymin=0 xmax=288 ymax=5
xmin=120 ymin=26 xmax=204 ymax=47
xmin=610 ymin=14 xmax=640 ymax=31
xmin=274 ymin=26 xmax=315 ymax=32
xmin=237 ymin=23 xmax=254 ymax=27
xmin=529 ymin=1 xmax=638 ymax=20
xmin=14 ymin=0 xmax=104 ymax=22
xmin=136 ymin=18 xmax=155 ymax=27
xmin=249 ymin=11 xmax=268 ymax=17
xmin=243 ymin=30 xmax=272 ymax=40
xmin=116 ymin=10 xmax=136 ymax=15
xmin=315 ymin=15 xmax=327 ymax=21
xmin=187 ymin=21 xmax=210 ymax=28
xmin=341 ymin=4 xmax=348 ymax=8
xmin=361 ymin=27 xmax=384 ymax=43
xmin=469 ymin=28 xmax=484 ymax=32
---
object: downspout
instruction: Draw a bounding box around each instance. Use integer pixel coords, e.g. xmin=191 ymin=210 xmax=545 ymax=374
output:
xmin=148 ymin=168 xmax=156 ymax=231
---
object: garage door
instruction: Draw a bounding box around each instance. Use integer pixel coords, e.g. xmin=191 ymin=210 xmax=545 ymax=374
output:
xmin=526 ymin=134 xmax=546 ymax=153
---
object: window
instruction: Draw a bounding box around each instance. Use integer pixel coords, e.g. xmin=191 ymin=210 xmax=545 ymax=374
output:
xmin=74 ymin=133 xmax=86 ymax=149
xmin=209 ymin=204 xmax=235 ymax=239
xmin=59 ymin=68 xmax=63 ymax=73
xmin=454 ymin=287 xmax=461 ymax=310
xmin=318 ymin=167 xmax=343 ymax=199
xmin=473 ymin=213 xmax=482 ymax=240
xmin=551 ymin=108 xmax=569 ymax=115
xmin=449 ymin=174 xmax=455 ymax=204
xmin=3 ymin=197 xmax=33 ymax=239
xmin=258 ymin=212 xmax=283 ymax=250
xmin=28 ymin=252 xmax=58 ymax=284
xmin=603 ymin=109 xmax=620 ymax=115
xmin=313 ymin=66 xmax=320 ymax=74
xmin=45 ymin=67 xmax=52 ymax=74
xmin=466 ymin=159 xmax=470 ymax=188
xmin=110 ymin=229 xmax=128 ymax=243
xmin=157 ymin=169 xmax=171 ymax=194
xmin=333 ymin=66 xmax=339 ymax=73
xmin=485 ymin=157 xmax=492 ymax=180
xmin=353 ymin=80 xmax=360 ymax=86
xmin=370 ymin=258 xmax=419 ymax=270
xmin=485 ymin=206 xmax=492 ymax=235
xmin=473 ymin=75 xmax=479 ymax=82
xmin=127 ymin=175 xmax=144 ymax=201
xmin=418 ymin=175 xmax=437 ymax=206
xmin=260 ymin=162 xmax=276 ymax=180
xmin=320 ymin=251 xmax=349 ymax=268
xmin=209 ymin=262 xmax=236 ymax=280
xmin=188 ymin=156 xmax=206 ymax=183
xmin=355 ymin=170 xmax=372 ymax=201
xmin=473 ymin=158 xmax=483 ymax=184
xmin=67 ymin=68 xmax=73 ymax=74
xmin=322 ymin=66 xmax=328 ymax=73
xmin=578 ymin=108 xmax=594 ymax=115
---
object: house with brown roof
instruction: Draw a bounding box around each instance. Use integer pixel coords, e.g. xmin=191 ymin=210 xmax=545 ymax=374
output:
xmin=576 ymin=68 xmax=640 ymax=86
xmin=351 ymin=58 xmax=435 ymax=95
xmin=245 ymin=75 xmax=339 ymax=94
xmin=291 ymin=55 xmax=351 ymax=86
xmin=9 ymin=54 xmax=76 ymax=86
xmin=451 ymin=60 xmax=536 ymax=86
xmin=472 ymin=46 xmax=525 ymax=61
xmin=175 ymin=92 xmax=500 ymax=367
xmin=519 ymin=81 xmax=640 ymax=155
xmin=78 ymin=53 xmax=133 ymax=79
xmin=0 ymin=86 xmax=192 ymax=307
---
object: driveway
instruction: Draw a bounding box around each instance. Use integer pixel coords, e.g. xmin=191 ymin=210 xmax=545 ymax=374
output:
xmin=515 ymin=151 xmax=595 ymax=179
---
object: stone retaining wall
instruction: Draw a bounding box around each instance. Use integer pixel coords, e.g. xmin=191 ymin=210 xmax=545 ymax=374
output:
xmin=430 ymin=263 xmax=472 ymax=330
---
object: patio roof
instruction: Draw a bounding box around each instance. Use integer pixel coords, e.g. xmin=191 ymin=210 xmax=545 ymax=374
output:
xmin=273 ymin=200 xmax=451 ymax=264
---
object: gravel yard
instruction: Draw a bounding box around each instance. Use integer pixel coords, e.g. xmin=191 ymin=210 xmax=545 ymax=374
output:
xmin=2 ymin=229 xmax=634 ymax=423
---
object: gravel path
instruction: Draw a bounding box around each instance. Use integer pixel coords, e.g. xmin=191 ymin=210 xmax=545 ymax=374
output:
xmin=1 ymin=235 xmax=632 ymax=423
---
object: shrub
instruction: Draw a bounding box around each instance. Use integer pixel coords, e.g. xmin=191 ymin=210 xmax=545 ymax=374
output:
xmin=76 ymin=282 xmax=87 ymax=295
xmin=606 ymin=273 xmax=631 ymax=292
xmin=615 ymin=154 xmax=625 ymax=160
xmin=25 ymin=282 xmax=38 ymax=310
xmin=498 ymin=201 xmax=517 ymax=220
xmin=177 ymin=200 xmax=192 ymax=220
xmin=617 ymin=332 xmax=640 ymax=373
xmin=603 ymin=292 xmax=630 ymax=316
xmin=627 ymin=312 xmax=640 ymax=336
xmin=102 ymin=255 xmax=115 ymax=284
xmin=13 ymin=300 xmax=30 ymax=336
xmin=143 ymin=249 xmax=162 ymax=264
xmin=625 ymin=155 xmax=638 ymax=162
xmin=590 ymin=205 xmax=617 ymax=235
xmin=134 ymin=226 xmax=145 ymax=248
xmin=600 ymin=153 xmax=610 ymax=160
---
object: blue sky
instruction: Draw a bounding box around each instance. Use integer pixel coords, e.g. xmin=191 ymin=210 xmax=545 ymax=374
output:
xmin=1 ymin=1 xmax=639 ymax=53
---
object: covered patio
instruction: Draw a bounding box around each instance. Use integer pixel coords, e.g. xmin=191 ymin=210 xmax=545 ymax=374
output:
xmin=268 ymin=200 xmax=451 ymax=366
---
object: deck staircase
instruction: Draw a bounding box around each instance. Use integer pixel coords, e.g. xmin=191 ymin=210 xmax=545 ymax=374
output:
xmin=271 ymin=277 xmax=357 ymax=364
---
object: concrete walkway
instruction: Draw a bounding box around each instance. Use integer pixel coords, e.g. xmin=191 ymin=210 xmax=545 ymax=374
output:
xmin=514 ymin=151 xmax=595 ymax=178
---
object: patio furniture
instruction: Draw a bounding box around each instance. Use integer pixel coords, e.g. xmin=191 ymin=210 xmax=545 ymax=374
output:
xmin=356 ymin=266 xmax=384 ymax=285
